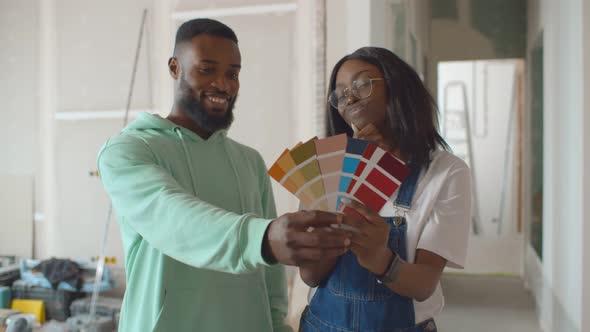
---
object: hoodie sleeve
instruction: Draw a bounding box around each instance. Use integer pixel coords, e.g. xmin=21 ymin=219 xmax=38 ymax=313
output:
xmin=257 ymin=157 xmax=293 ymax=332
xmin=97 ymin=136 xmax=272 ymax=274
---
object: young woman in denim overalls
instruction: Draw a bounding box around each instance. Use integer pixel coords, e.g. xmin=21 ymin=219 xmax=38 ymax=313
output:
xmin=299 ymin=47 xmax=472 ymax=332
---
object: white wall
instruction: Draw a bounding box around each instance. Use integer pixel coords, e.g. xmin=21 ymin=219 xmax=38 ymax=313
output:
xmin=0 ymin=1 xmax=38 ymax=177
xmin=56 ymin=1 xmax=155 ymax=111
xmin=325 ymin=0 xmax=346 ymax=76
xmin=0 ymin=176 xmax=33 ymax=259
xmin=583 ymin=0 xmax=590 ymax=328
xmin=0 ymin=0 xmax=39 ymax=259
xmin=1 ymin=0 xmax=58 ymax=258
xmin=294 ymin=0 xmax=324 ymax=141
xmin=524 ymin=0 xmax=590 ymax=331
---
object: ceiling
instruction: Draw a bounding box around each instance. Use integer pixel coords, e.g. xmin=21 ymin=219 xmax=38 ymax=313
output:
xmin=174 ymin=0 xmax=295 ymax=12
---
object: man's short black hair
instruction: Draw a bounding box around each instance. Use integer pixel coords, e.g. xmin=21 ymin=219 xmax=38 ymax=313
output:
xmin=173 ymin=18 xmax=238 ymax=55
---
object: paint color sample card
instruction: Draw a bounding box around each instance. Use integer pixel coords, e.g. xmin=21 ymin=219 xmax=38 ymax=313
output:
xmin=289 ymin=138 xmax=328 ymax=210
xmin=268 ymin=149 xmax=290 ymax=187
xmin=336 ymin=138 xmax=370 ymax=210
xmin=268 ymin=135 xmax=410 ymax=213
xmin=268 ymin=148 xmax=312 ymax=205
xmin=344 ymin=142 xmax=411 ymax=212
xmin=311 ymin=134 xmax=347 ymax=210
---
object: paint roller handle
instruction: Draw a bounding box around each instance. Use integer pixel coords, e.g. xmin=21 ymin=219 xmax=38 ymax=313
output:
xmin=262 ymin=210 xmax=352 ymax=266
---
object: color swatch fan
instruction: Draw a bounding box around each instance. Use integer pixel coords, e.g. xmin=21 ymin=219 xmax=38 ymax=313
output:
xmin=268 ymin=135 xmax=411 ymax=213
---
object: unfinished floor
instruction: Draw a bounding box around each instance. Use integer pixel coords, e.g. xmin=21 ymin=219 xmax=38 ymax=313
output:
xmin=437 ymin=274 xmax=540 ymax=332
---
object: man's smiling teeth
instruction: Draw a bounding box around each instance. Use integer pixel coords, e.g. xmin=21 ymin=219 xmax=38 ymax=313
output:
xmin=207 ymin=96 xmax=228 ymax=104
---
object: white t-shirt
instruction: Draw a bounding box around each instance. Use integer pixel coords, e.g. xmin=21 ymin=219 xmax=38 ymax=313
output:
xmin=379 ymin=149 xmax=472 ymax=323
xmin=305 ymin=149 xmax=472 ymax=324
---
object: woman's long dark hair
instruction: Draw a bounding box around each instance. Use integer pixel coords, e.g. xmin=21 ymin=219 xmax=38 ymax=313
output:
xmin=326 ymin=47 xmax=449 ymax=166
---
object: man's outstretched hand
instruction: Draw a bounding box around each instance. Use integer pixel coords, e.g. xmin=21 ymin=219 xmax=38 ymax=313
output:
xmin=262 ymin=211 xmax=352 ymax=266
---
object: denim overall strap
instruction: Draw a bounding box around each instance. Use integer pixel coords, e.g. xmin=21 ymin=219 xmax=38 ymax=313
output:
xmin=393 ymin=163 xmax=422 ymax=211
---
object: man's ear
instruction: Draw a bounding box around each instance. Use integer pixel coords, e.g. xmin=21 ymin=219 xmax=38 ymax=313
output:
xmin=168 ymin=57 xmax=180 ymax=80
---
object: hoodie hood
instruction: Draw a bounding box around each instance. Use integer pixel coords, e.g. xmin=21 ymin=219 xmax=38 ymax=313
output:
xmin=123 ymin=112 xmax=228 ymax=143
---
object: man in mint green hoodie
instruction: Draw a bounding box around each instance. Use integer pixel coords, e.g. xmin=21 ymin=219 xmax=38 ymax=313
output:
xmin=98 ymin=19 xmax=352 ymax=331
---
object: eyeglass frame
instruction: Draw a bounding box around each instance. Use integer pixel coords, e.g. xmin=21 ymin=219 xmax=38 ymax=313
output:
xmin=328 ymin=77 xmax=384 ymax=109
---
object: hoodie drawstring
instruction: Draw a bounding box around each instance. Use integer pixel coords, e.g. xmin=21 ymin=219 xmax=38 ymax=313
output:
xmin=174 ymin=128 xmax=199 ymax=196
xmin=222 ymin=143 xmax=246 ymax=214
xmin=174 ymin=127 xmax=248 ymax=214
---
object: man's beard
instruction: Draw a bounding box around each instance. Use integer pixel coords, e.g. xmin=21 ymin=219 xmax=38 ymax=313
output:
xmin=177 ymin=75 xmax=236 ymax=133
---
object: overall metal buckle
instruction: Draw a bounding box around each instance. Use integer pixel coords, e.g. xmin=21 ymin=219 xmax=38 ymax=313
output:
xmin=391 ymin=204 xmax=409 ymax=226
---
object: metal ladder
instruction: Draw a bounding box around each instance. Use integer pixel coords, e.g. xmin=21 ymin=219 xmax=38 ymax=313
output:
xmin=442 ymin=81 xmax=482 ymax=235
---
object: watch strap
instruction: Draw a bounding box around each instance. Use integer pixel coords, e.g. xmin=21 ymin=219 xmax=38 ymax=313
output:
xmin=376 ymin=251 xmax=404 ymax=284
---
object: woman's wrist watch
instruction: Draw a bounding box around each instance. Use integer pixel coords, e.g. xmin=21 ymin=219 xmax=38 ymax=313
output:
xmin=376 ymin=251 xmax=405 ymax=284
